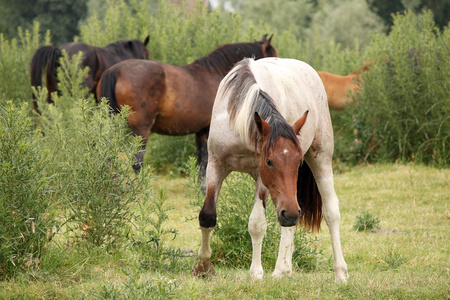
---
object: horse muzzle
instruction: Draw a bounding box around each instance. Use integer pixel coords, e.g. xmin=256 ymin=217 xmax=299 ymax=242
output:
xmin=277 ymin=208 xmax=300 ymax=227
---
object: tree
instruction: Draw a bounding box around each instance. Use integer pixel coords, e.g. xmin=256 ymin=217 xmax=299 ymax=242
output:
xmin=0 ymin=0 xmax=87 ymax=44
xmin=367 ymin=0 xmax=450 ymax=31
xmin=214 ymin=0 xmax=317 ymax=39
xmin=34 ymin=0 xmax=88 ymax=44
xmin=307 ymin=0 xmax=386 ymax=49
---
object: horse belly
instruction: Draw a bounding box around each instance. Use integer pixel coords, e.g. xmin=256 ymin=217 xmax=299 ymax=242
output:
xmin=152 ymin=82 xmax=215 ymax=135
xmin=151 ymin=110 xmax=210 ymax=135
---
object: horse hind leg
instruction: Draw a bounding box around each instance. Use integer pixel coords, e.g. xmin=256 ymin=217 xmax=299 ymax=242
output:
xmin=307 ymin=151 xmax=348 ymax=283
xmin=195 ymin=127 xmax=209 ymax=194
xmin=315 ymin=176 xmax=348 ymax=283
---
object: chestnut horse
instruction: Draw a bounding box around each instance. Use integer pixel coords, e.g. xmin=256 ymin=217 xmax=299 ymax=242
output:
xmin=317 ymin=63 xmax=369 ymax=110
xmin=191 ymin=57 xmax=348 ymax=283
xmin=97 ymin=35 xmax=278 ymax=185
xmin=30 ymin=36 xmax=150 ymax=113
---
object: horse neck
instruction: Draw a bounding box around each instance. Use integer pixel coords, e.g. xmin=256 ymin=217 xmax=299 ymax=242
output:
xmin=192 ymin=43 xmax=263 ymax=78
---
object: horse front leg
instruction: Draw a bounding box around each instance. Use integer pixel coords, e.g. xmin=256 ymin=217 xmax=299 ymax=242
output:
xmin=248 ymin=178 xmax=268 ymax=279
xmin=272 ymin=226 xmax=295 ymax=278
xmin=129 ymin=118 xmax=153 ymax=174
xmin=195 ymin=127 xmax=209 ymax=194
xmin=192 ymin=157 xmax=227 ymax=278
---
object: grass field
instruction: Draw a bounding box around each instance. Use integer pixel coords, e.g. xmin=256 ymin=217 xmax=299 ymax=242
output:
xmin=0 ymin=163 xmax=448 ymax=299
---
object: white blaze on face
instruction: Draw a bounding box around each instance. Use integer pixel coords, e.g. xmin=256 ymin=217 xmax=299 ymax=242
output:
xmin=283 ymin=149 xmax=289 ymax=155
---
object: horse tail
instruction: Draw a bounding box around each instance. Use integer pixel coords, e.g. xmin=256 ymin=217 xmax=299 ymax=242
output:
xmin=297 ymin=161 xmax=323 ymax=232
xmin=30 ymin=46 xmax=62 ymax=111
xmin=98 ymin=68 xmax=120 ymax=114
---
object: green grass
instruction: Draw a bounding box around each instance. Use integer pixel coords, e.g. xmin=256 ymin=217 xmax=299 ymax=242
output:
xmin=0 ymin=163 xmax=449 ymax=299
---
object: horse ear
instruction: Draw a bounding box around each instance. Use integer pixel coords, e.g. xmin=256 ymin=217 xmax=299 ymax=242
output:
xmin=261 ymin=34 xmax=274 ymax=53
xmin=267 ymin=34 xmax=273 ymax=45
xmin=143 ymin=35 xmax=150 ymax=46
xmin=254 ymin=112 xmax=271 ymax=137
xmin=292 ymin=110 xmax=309 ymax=135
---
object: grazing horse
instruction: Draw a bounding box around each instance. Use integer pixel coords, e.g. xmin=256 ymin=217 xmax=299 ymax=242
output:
xmin=96 ymin=35 xmax=278 ymax=184
xmin=317 ymin=63 xmax=369 ymax=111
xmin=191 ymin=57 xmax=348 ymax=283
xmin=30 ymin=36 xmax=150 ymax=113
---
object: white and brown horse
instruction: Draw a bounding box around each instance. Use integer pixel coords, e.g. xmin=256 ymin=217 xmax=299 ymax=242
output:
xmin=191 ymin=57 xmax=348 ymax=283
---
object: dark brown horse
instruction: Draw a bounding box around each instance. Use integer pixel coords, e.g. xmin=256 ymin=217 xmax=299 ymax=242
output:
xmin=30 ymin=36 xmax=150 ymax=113
xmin=97 ymin=34 xmax=278 ymax=187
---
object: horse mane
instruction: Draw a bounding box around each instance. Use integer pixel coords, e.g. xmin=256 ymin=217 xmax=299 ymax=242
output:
xmin=104 ymin=39 xmax=148 ymax=58
xmin=193 ymin=42 xmax=266 ymax=77
xmin=225 ymin=59 xmax=300 ymax=155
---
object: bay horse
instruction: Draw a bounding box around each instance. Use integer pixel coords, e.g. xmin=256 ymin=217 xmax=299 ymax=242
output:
xmin=30 ymin=36 xmax=150 ymax=113
xmin=96 ymin=35 xmax=278 ymax=185
xmin=191 ymin=57 xmax=348 ymax=283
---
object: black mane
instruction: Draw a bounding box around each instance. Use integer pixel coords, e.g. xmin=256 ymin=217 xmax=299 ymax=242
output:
xmin=193 ymin=41 xmax=266 ymax=77
xmin=104 ymin=39 xmax=148 ymax=59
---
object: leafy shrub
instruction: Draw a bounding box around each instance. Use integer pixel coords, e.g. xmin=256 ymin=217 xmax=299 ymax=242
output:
xmin=342 ymin=10 xmax=450 ymax=166
xmin=352 ymin=211 xmax=380 ymax=232
xmin=36 ymin=53 xmax=150 ymax=252
xmin=0 ymin=22 xmax=50 ymax=104
xmin=144 ymin=134 xmax=196 ymax=176
xmin=0 ymin=101 xmax=54 ymax=279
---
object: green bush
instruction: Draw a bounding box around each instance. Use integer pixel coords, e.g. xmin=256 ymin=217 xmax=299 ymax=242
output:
xmin=36 ymin=53 xmax=151 ymax=252
xmin=0 ymin=101 xmax=54 ymax=279
xmin=0 ymin=22 xmax=50 ymax=105
xmin=341 ymin=10 xmax=450 ymax=166
xmin=352 ymin=211 xmax=380 ymax=232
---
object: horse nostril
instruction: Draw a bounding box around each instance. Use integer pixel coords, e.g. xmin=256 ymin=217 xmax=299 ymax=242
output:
xmin=281 ymin=210 xmax=287 ymax=219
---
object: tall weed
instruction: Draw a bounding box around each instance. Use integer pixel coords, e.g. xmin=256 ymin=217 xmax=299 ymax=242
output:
xmin=0 ymin=101 xmax=54 ymax=279
xmin=129 ymin=187 xmax=188 ymax=272
xmin=0 ymin=22 xmax=50 ymax=105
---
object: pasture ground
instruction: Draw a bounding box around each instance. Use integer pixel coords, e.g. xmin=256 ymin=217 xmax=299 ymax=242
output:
xmin=0 ymin=163 xmax=448 ymax=299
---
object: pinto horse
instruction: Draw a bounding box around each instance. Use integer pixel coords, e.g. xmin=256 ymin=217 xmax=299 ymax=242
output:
xmin=30 ymin=36 xmax=150 ymax=113
xmin=96 ymin=35 xmax=278 ymax=184
xmin=191 ymin=57 xmax=348 ymax=283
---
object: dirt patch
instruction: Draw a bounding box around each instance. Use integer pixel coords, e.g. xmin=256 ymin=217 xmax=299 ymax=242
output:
xmin=372 ymin=228 xmax=406 ymax=235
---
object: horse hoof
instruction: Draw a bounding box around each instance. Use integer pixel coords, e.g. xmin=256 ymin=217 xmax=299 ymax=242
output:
xmin=335 ymin=272 xmax=349 ymax=284
xmin=191 ymin=260 xmax=216 ymax=278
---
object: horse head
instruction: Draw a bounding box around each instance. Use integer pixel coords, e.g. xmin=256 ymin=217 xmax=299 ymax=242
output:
xmin=254 ymin=110 xmax=308 ymax=227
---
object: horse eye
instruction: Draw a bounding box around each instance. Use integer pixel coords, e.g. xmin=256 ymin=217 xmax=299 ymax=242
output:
xmin=266 ymin=159 xmax=273 ymax=167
